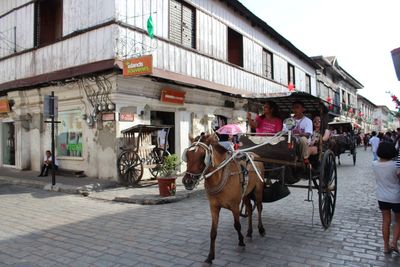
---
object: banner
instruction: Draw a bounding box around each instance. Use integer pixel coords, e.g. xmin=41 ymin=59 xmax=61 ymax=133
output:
xmin=123 ymin=55 xmax=153 ymax=77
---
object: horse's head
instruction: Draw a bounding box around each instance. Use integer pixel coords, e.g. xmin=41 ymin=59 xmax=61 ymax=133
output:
xmin=182 ymin=133 xmax=219 ymax=190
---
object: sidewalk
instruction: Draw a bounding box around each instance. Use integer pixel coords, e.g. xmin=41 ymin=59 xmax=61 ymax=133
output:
xmin=0 ymin=167 xmax=203 ymax=205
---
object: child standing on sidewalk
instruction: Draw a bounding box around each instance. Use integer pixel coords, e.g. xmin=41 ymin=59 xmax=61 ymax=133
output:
xmin=372 ymin=142 xmax=400 ymax=254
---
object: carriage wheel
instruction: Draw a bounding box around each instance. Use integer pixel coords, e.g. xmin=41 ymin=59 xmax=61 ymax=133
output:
xmin=117 ymin=151 xmax=144 ymax=185
xmin=239 ymin=199 xmax=256 ymax=218
xmin=149 ymin=148 xmax=170 ymax=178
xmin=318 ymin=150 xmax=337 ymax=229
xmin=352 ymin=149 xmax=357 ymax=165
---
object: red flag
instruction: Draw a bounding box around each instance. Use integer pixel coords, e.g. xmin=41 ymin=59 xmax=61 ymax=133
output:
xmin=288 ymin=82 xmax=295 ymax=92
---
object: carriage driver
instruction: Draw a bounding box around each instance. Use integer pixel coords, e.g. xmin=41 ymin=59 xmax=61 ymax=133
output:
xmin=285 ymin=101 xmax=313 ymax=164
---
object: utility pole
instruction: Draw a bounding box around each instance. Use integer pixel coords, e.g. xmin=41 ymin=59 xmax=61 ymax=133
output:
xmin=44 ymin=91 xmax=59 ymax=187
xmin=50 ymin=91 xmax=56 ymax=186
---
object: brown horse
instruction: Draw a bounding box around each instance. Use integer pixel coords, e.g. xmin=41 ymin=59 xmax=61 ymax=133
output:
xmin=182 ymin=133 xmax=265 ymax=264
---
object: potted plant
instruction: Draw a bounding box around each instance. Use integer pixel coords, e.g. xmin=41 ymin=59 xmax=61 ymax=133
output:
xmin=157 ymin=154 xmax=181 ymax=197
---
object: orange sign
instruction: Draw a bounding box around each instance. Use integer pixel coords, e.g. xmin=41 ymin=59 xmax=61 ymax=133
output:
xmin=0 ymin=99 xmax=10 ymax=113
xmin=123 ymin=55 xmax=153 ymax=77
xmin=160 ymin=88 xmax=186 ymax=105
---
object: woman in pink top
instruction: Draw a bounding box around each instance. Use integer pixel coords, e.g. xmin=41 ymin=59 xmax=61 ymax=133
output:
xmin=247 ymin=101 xmax=282 ymax=136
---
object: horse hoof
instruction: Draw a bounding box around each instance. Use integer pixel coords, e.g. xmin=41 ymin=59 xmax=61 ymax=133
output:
xmin=237 ymin=246 xmax=246 ymax=252
xmin=239 ymin=241 xmax=245 ymax=247
xmin=205 ymin=256 xmax=213 ymax=264
xmin=259 ymin=227 xmax=266 ymax=237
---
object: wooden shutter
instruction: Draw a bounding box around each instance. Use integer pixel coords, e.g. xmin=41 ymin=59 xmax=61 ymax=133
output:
xmin=262 ymin=49 xmax=273 ymax=79
xmin=169 ymin=0 xmax=182 ymax=44
xmin=182 ymin=5 xmax=195 ymax=48
xmin=34 ymin=1 xmax=41 ymax=47
xmin=262 ymin=50 xmax=267 ymax=77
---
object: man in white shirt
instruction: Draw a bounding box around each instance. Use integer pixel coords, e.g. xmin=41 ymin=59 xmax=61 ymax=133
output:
xmin=38 ymin=150 xmax=59 ymax=177
xmin=157 ymin=129 xmax=169 ymax=150
xmin=287 ymin=101 xmax=313 ymax=163
xmin=369 ymin=131 xmax=380 ymax=161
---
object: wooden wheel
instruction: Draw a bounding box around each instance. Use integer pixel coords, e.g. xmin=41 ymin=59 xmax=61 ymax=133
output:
xmin=318 ymin=150 xmax=337 ymax=229
xmin=117 ymin=151 xmax=143 ymax=185
xmin=149 ymin=148 xmax=170 ymax=178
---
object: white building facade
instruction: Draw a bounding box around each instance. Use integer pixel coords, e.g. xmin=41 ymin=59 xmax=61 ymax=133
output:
xmin=0 ymin=0 xmax=318 ymax=180
xmin=357 ymin=94 xmax=376 ymax=134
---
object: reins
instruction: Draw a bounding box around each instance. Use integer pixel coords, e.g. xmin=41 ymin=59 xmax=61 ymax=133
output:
xmin=185 ymin=131 xmax=285 ymax=183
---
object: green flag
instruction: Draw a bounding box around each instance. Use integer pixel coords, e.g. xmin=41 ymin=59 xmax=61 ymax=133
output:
xmin=147 ymin=15 xmax=154 ymax=39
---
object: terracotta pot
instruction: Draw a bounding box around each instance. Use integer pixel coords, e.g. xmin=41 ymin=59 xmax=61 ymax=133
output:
xmin=157 ymin=177 xmax=177 ymax=197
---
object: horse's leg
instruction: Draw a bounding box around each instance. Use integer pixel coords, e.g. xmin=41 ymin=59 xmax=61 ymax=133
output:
xmin=205 ymin=205 xmax=220 ymax=264
xmin=255 ymin=186 xmax=265 ymax=236
xmin=232 ymin=206 xmax=245 ymax=247
xmin=243 ymin=195 xmax=253 ymax=238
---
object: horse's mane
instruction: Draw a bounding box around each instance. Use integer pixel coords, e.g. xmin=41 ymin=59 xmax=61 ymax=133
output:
xmin=193 ymin=133 xmax=227 ymax=154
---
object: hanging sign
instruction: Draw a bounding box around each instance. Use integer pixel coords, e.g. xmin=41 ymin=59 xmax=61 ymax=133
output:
xmin=160 ymin=88 xmax=186 ymax=105
xmin=43 ymin=95 xmax=58 ymax=119
xmin=123 ymin=55 xmax=153 ymax=77
xmin=0 ymin=99 xmax=10 ymax=113
xmin=119 ymin=113 xmax=134 ymax=122
xmin=102 ymin=112 xmax=115 ymax=121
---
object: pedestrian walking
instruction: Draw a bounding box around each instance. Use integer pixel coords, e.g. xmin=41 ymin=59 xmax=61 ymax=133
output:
xmin=369 ymin=131 xmax=380 ymax=161
xmin=363 ymin=133 xmax=370 ymax=151
xmin=372 ymin=142 xmax=400 ymax=254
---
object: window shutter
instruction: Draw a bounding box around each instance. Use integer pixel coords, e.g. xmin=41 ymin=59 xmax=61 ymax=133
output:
xmin=266 ymin=52 xmax=272 ymax=79
xmin=169 ymin=0 xmax=182 ymax=44
xmin=182 ymin=5 xmax=195 ymax=48
xmin=34 ymin=2 xmax=41 ymax=47
xmin=262 ymin=50 xmax=273 ymax=79
xmin=262 ymin=50 xmax=267 ymax=77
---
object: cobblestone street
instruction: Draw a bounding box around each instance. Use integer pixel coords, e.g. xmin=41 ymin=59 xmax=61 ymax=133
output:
xmin=0 ymin=148 xmax=399 ymax=267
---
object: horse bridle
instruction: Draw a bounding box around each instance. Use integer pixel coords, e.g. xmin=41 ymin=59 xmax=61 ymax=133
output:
xmin=182 ymin=141 xmax=215 ymax=182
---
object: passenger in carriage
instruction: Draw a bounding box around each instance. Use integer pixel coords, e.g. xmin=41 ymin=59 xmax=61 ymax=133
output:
xmin=308 ymin=116 xmax=331 ymax=156
xmin=246 ymin=101 xmax=283 ymax=136
xmin=285 ymin=101 xmax=313 ymax=163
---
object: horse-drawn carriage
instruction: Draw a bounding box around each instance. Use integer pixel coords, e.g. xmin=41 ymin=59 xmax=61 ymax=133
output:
xmin=117 ymin=124 xmax=171 ymax=185
xmin=182 ymin=92 xmax=337 ymax=263
xmin=241 ymin=92 xmax=337 ymax=229
xmin=328 ymin=121 xmax=357 ymax=165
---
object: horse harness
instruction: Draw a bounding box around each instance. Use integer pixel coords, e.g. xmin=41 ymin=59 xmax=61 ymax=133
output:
xmin=183 ymin=140 xmax=253 ymax=196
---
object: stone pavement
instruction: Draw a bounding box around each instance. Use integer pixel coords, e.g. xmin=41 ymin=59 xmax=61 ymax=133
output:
xmin=0 ymin=167 xmax=203 ymax=205
xmin=0 ymin=148 xmax=400 ymax=266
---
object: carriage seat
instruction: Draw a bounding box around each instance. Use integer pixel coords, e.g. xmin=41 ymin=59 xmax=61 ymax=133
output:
xmin=239 ymin=135 xmax=297 ymax=162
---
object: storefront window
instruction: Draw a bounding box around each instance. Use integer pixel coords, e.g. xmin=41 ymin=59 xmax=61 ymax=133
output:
xmin=57 ymin=110 xmax=83 ymax=157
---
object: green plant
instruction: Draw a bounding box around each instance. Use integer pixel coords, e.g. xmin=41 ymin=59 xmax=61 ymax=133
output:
xmin=160 ymin=154 xmax=181 ymax=177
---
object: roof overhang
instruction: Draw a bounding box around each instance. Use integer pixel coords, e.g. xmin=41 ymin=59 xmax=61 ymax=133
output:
xmin=0 ymin=59 xmax=117 ymax=94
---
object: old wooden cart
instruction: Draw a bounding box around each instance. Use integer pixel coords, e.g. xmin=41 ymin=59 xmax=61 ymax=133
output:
xmin=117 ymin=124 xmax=172 ymax=185
xmin=240 ymin=92 xmax=337 ymax=229
xmin=328 ymin=121 xmax=357 ymax=165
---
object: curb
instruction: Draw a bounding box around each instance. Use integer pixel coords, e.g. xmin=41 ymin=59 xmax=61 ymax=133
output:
xmin=113 ymin=188 xmax=204 ymax=205
xmin=0 ymin=176 xmax=118 ymax=195
xmin=0 ymin=176 xmax=46 ymax=189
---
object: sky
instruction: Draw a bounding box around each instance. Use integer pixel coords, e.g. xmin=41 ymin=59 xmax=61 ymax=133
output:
xmin=240 ymin=0 xmax=400 ymax=110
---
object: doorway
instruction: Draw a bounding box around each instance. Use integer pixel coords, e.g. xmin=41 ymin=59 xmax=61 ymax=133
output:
xmin=2 ymin=122 xmax=15 ymax=166
xmin=150 ymin=111 xmax=175 ymax=154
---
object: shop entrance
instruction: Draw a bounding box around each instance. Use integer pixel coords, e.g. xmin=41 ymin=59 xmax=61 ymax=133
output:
xmin=150 ymin=111 xmax=175 ymax=154
xmin=1 ymin=122 xmax=15 ymax=166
